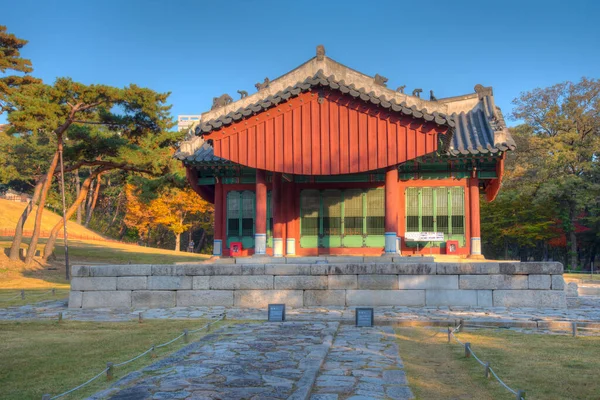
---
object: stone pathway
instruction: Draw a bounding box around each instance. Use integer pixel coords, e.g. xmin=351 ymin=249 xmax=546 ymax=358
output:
xmin=91 ymin=321 xmax=338 ymax=400
xmin=311 ymin=325 xmax=413 ymax=400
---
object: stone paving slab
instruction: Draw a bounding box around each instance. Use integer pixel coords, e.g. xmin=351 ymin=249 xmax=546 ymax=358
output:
xmin=2 ymin=297 xmax=600 ymax=328
xmin=310 ymin=325 xmax=414 ymax=400
xmin=90 ymin=321 xmax=338 ymax=400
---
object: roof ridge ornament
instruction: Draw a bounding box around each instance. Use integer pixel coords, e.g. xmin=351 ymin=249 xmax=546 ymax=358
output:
xmin=374 ymin=74 xmax=388 ymax=87
xmin=396 ymin=85 xmax=406 ymax=94
xmin=474 ymin=84 xmax=493 ymax=99
xmin=430 ymin=90 xmax=437 ymax=101
xmin=412 ymin=88 xmax=422 ymax=98
xmin=316 ymin=44 xmax=325 ymax=61
xmin=255 ymin=77 xmax=270 ymax=92
xmin=211 ymin=94 xmax=233 ymax=110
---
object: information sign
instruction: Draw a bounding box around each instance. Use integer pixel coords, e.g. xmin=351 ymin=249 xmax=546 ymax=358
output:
xmin=268 ymin=304 xmax=286 ymax=322
xmin=355 ymin=308 xmax=374 ymax=327
xmin=405 ymin=232 xmax=445 ymax=242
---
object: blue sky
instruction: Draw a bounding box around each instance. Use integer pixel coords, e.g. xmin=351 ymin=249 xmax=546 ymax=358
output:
xmin=2 ymin=0 xmax=599 ymax=126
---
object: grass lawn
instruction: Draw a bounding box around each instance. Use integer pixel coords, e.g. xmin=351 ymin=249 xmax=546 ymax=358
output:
xmin=0 ymin=199 xmax=104 ymax=239
xmin=0 ymin=288 xmax=70 ymax=307
xmin=0 ymin=319 xmax=228 ymax=400
xmin=395 ymin=327 xmax=600 ymax=399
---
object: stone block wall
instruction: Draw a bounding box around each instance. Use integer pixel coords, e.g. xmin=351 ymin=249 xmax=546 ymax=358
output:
xmin=68 ymin=261 xmax=566 ymax=309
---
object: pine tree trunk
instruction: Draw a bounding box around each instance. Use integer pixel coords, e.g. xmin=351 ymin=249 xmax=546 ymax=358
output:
xmin=24 ymin=151 xmax=60 ymax=267
xmin=9 ymin=178 xmax=45 ymax=260
xmin=85 ymin=174 xmax=102 ymax=227
xmin=175 ymin=232 xmax=181 ymax=252
xmin=196 ymin=229 xmax=206 ymax=253
xmin=75 ymin=172 xmax=82 ymax=224
xmin=43 ymin=168 xmax=106 ymax=262
xmin=118 ymin=224 xmax=127 ymax=240
xmin=568 ymin=203 xmax=578 ymax=269
xmin=84 ymin=176 xmax=96 ymax=227
xmin=105 ymin=193 xmax=122 ymax=233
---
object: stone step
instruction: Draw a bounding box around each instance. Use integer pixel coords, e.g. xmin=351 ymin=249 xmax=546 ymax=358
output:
xmin=579 ymin=286 xmax=600 ymax=296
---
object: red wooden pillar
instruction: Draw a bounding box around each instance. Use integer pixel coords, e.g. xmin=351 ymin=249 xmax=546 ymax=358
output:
xmin=272 ymin=173 xmax=283 ymax=257
xmin=385 ymin=166 xmax=399 ymax=254
xmin=213 ymin=181 xmax=223 ymax=257
xmin=285 ymin=181 xmax=296 ymax=255
xmin=468 ymin=177 xmax=482 ymax=257
xmin=255 ymin=170 xmax=267 ymax=255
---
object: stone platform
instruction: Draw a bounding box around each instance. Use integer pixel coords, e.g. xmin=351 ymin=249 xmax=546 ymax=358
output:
xmin=68 ymin=258 xmax=567 ymax=309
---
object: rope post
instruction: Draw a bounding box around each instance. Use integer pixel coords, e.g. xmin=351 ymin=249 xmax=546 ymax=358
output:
xmin=42 ymin=394 xmax=51 ymax=400
xmin=516 ymin=389 xmax=525 ymax=399
xmin=138 ymin=312 xmax=144 ymax=324
xmin=52 ymin=288 xmax=55 ymax=296
xmin=151 ymin=345 xmax=156 ymax=359
xmin=106 ymin=362 xmax=114 ymax=381
xmin=58 ymin=312 xmax=63 ymax=323
xmin=572 ymin=322 xmax=577 ymax=337
xmin=207 ymin=322 xmax=211 ymax=332
xmin=183 ymin=329 xmax=189 ymax=344
xmin=447 ymin=326 xmax=451 ymax=343
xmin=21 ymin=289 xmax=25 ymax=300
xmin=484 ymin=362 xmax=490 ymax=379
xmin=459 ymin=319 xmax=464 ymax=332
xmin=465 ymin=342 xmax=471 ymax=358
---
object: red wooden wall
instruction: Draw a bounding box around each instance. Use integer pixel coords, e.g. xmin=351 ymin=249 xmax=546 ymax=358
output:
xmin=205 ymin=90 xmax=446 ymax=175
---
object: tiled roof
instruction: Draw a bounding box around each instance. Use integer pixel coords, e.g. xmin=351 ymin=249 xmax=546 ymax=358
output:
xmin=176 ymin=141 xmax=227 ymax=164
xmin=448 ymin=106 xmax=516 ymax=156
xmin=194 ymin=70 xmax=454 ymax=136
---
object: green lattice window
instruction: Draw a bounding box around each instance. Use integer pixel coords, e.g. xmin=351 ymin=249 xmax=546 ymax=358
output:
xmin=344 ymin=189 xmax=363 ymax=235
xmin=451 ymin=187 xmax=465 ymax=235
xmin=366 ymin=189 xmax=385 ymax=235
xmin=405 ymin=186 xmax=466 ymax=246
xmin=241 ymin=191 xmax=254 ymax=236
xmin=323 ymin=190 xmax=342 ymax=235
xmin=227 ymin=190 xmax=255 ymax=248
xmin=227 ymin=191 xmax=241 ymax=235
xmin=299 ymin=188 xmax=384 ymax=248
xmin=300 ymin=190 xmax=320 ymax=236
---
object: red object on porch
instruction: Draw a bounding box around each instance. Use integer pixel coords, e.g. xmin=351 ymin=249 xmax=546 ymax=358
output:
xmin=230 ymin=242 xmax=242 ymax=257
xmin=446 ymin=240 xmax=459 ymax=254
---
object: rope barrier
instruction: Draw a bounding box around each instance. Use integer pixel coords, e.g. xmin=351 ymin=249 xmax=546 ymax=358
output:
xmin=44 ymin=315 xmax=225 ymax=399
xmin=0 ymin=288 xmax=56 ymax=303
xmin=489 ymin=367 xmax=518 ymax=395
xmin=448 ymin=322 xmax=525 ymax=399
xmin=0 ymin=293 xmax=22 ymax=302
xmin=50 ymin=368 xmax=109 ymax=399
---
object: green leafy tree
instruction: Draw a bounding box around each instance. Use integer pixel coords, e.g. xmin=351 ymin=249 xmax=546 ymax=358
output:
xmin=0 ymin=25 xmax=45 ymax=261
xmin=7 ymin=78 xmax=177 ymax=266
xmin=0 ymin=25 xmax=40 ymax=115
xmin=509 ymin=78 xmax=600 ymax=267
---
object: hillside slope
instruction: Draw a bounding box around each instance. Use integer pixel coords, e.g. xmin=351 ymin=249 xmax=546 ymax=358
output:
xmin=0 ymin=199 xmax=104 ymax=239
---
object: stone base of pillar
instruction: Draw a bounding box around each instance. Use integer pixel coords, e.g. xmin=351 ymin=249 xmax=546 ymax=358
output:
xmin=396 ymin=236 xmax=401 ymax=255
xmin=254 ymin=234 xmax=266 ymax=255
xmin=468 ymin=237 xmax=484 ymax=259
xmin=286 ymin=238 xmax=296 ymax=256
xmin=384 ymin=232 xmax=397 ymax=254
xmin=213 ymin=239 xmax=222 ymax=257
xmin=273 ymin=238 xmax=283 ymax=257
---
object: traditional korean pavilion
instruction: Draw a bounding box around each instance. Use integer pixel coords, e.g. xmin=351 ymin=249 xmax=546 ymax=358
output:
xmin=175 ymin=46 xmax=516 ymax=258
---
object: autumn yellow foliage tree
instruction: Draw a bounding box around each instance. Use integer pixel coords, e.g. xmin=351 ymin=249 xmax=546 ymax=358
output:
xmin=124 ymin=184 xmax=212 ymax=251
